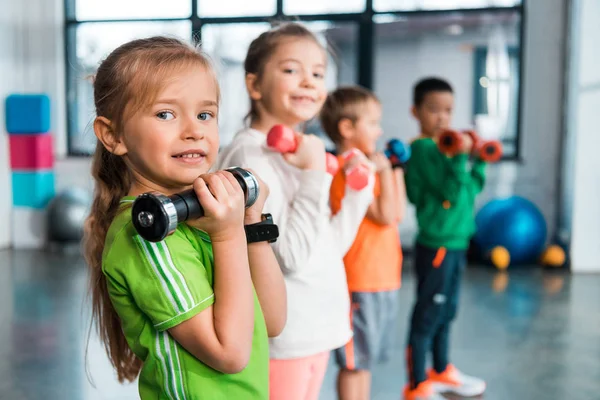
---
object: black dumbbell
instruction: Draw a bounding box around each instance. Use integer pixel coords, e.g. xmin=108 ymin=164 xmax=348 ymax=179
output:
xmin=132 ymin=167 xmax=259 ymax=242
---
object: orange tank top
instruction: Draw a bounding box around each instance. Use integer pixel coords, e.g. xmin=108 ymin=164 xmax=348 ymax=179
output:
xmin=330 ymin=158 xmax=402 ymax=292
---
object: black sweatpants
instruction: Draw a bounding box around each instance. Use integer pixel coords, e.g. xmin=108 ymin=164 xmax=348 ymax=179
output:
xmin=406 ymin=243 xmax=466 ymax=388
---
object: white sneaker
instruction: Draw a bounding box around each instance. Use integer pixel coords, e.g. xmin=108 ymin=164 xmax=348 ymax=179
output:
xmin=427 ymin=364 xmax=486 ymax=397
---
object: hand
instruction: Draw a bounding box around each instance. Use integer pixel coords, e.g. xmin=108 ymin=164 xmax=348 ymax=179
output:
xmin=283 ymin=133 xmax=326 ymax=171
xmin=186 ymin=171 xmax=246 ymax=242
xmin=369 ymin=152 xmax=392 ymax=172
xmin=243 ymin=169 xmax=270 ymax=225
xmin=460 ymin=132 xmax=474 ymax=154
xmin=343 ymin=149 xmax=376 ymax=174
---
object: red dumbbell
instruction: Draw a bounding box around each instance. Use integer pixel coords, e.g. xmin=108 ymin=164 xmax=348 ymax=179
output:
xmin=437 ymin=129 xmax=502 ymax=163
xmin=341 ymin=149 xmax=371 ymax=191
xmin=267 ymin=124 xmax=339 ymax=175
xmin=437 ymin=129 xmax=464 ymax=155
xmin=464 ymin=130 xmax=503 ymax=163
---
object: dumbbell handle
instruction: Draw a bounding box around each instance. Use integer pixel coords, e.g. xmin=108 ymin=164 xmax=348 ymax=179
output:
xmin=132 ymin=167 xmax=258 ymax=242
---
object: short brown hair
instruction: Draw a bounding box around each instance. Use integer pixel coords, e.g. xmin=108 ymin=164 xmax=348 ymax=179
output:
xmin=320 ymin=85 xmax=379 ymax=145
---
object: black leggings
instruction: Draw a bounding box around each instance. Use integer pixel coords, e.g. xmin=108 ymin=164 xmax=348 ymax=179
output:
xmin=406 ymin=243 xmax=465 ymax=388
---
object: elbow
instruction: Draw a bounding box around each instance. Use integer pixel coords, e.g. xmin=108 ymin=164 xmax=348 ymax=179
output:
xmin=267 ymin=319 xmax=286 ymax=338
xmin=396 ymin=212 xmax=405 ymax=224
xmin=379 ymin=211 xmax=399 ymax=226
xmin=267 ymin=310 xmax=287 ymax=338
xmin=219 ymin=349 xmax=251 ymax=374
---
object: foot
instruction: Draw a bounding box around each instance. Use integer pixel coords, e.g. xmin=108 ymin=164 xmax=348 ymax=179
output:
xmin=427 ymin=364 xmax=486 ymax=397
xmin=403 ymin=380 xmax=446 ymax=400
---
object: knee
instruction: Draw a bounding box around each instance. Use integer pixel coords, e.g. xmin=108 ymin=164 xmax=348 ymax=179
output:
xmin=410 ymin=309 xmax=444 ymax=339
xmin=446 ymin=301 xmax=459 ymax=322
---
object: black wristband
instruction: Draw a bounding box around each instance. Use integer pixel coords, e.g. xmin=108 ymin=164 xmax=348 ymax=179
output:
xmin=245 ymin=214 xmax=279 ymax=244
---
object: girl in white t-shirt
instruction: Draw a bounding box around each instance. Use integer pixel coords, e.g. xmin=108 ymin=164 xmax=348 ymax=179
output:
xmin=216 ymin=22 xmax=375 ymax=400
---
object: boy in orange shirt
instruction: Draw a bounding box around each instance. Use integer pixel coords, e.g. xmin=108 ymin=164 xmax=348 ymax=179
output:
xmin=321 ymin=86 xmax=406 ymax=400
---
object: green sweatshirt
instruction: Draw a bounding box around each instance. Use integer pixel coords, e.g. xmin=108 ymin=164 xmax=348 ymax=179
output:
xmin=405 ymin=137 xmax=487 ymax=250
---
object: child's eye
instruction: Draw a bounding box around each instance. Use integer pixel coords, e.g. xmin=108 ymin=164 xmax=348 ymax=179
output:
xmin=198 ymin=112 xmax=214 ymax=121
xmin=283 ymin=68 xmax=297 ymax=74
xmin=313 ymin=72 xmax=324 ymax=79
xmin=156 ymin=111 xmax=174 ymax=120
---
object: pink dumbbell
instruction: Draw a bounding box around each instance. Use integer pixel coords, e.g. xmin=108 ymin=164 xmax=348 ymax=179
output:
xmin=267 ymin=124 xmax=340 ymax=176
xmin=342 ymin=149 xmax=370 ymax=191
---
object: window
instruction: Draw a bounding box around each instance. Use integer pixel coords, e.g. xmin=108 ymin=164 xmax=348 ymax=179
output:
xmin=374 ymin=0 xmax=521 ymax=12
xmin=284 ymin=0 xmax=366 ymax=15
xmin=65 ymin=0 xmax=523 ymax=158
xmin=197 ymin=0 xmax=276 ymax=18
xmin=373 ymin=9 xmax=521 ymax=158
xmin=65 ymin=21 xmax=192 ymax=154
xmin=75 ymin=0 xmax=192 ymax=20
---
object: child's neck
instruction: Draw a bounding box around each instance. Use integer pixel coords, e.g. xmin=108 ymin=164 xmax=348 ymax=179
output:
xmin=338 ymin=142 xmax=357 ymax=155
xmin=250 ymin=114 xmax=303 ymax=134
xmin=420 ymin=131 xmax=436 ymax=140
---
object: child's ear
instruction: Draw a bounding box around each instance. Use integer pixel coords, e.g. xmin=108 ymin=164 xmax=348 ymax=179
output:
xmin=245 ymin=73 xmax=262 ymax=101
xmin=94 ymin=116 xmax=127 ymax=156
xmin=338 ymin=118 xmax=355 ymax=140
xmin=410 ymin=105 xmax=419 ymax=120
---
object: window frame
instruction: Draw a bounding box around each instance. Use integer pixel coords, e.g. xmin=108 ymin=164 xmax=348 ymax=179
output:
xmin=64 ymin=0 xmax=525 ymax=160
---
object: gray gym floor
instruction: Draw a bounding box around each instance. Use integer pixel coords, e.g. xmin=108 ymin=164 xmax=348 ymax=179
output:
xmin=0 ymin=249 xmax=598 ymax=400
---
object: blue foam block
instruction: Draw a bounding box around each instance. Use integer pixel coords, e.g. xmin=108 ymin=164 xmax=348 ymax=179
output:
xmin=12 ymin=171 xmax=55 ymax=209
xmin=5 ymin=94 xmax=51 ymax=134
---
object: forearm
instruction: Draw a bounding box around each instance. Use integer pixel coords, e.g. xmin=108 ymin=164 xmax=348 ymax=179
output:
xmin=273 ymin=170 xmax=331 ymax=272
xmin=394 ymin=169 xmax=407 ymax=222
xmin=367 ymin=168 xmax=397 ymax=225
xmin=211 ymin=231 xmax=254 ymax=356
xmin=247 ymin=241 xmax=287 ymax=337
xmin=470 ymin=158 xmax=487 ymax=194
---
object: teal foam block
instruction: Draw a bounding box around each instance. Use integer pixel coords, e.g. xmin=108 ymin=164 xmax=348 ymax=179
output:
xmin=12 ymin=171 xmax=55 ymax=209
xmin=5 ymin=94 xmax=51 ymax=134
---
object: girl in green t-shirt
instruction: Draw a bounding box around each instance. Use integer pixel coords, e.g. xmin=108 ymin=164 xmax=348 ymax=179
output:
xmin=83 ymin=36 xmax=286 ymax=399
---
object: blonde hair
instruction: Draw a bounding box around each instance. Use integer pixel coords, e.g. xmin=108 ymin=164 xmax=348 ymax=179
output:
xmin=83 ymin=36 xmax=219 ymax=382
xmin=244 ymin=22 xmax=324 ymax=124
xmin=320 ymin=85 xmax=380 ymax=145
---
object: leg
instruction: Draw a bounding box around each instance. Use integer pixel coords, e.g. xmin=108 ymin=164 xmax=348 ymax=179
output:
xmin=432 ymin=250 xmax=465 ymax=373
xmin=305 ymin=351 xmax=331 ymax=400
xmin=406 ymin=245 xmax=455 ymax=389
xmin=270 ymin=356 xmax=313 ymax=400
xmin=337 ymin=369 xmax=370 ymax=400
xmin=377 ymin=289 xmax=400 ymax=366
xmin=335 ymin=292 xmax=378 ymax=400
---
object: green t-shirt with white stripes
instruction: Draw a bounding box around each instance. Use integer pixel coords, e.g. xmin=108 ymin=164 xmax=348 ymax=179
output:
xmin=102 ymin=198 xmax=269 ymax=399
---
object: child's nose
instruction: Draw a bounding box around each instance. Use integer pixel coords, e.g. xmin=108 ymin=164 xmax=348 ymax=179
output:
xmin=300 ymin=72 xmax=316 ymax=88
xmin=182 ymin=117 xmax=205 ymax=140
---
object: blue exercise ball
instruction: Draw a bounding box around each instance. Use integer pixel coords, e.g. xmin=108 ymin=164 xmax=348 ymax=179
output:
xmin=473 ymin=196 xmax=547 ymax=265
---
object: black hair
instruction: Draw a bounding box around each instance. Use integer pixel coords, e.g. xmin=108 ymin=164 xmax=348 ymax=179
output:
xmin=413 ymin=77 xmax=453 ymax=107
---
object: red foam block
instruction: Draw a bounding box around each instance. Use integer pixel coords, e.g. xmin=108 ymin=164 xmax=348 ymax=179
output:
xmin=9 ymin=134 xmax=54 ymax=170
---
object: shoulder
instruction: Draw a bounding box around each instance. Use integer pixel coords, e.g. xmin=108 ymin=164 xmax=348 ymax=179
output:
xmin=217 ymin=129 xmax=269 ymax=169
xmin=103 ymin=206 xmax=205 ymax=280
xmin=410 ymin=137 xmax=437 ymax=153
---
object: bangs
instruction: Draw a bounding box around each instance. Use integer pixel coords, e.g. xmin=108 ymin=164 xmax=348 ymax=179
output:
xmin=120 ymin=49 xmax=220 ymax=120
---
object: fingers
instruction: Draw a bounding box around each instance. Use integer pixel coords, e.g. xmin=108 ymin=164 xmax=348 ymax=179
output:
xmin=216 ymin=171 xmax=239 ymax=195
xmin=193 ymin=178 xmax=219 ymax=212
xmin=202 ymin=173 xmax=228 ymax=203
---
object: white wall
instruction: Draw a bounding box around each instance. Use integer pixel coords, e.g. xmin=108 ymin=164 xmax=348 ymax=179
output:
xmin=567 ymin=0 xmax=600 ymax=272
xmin=0 ymin=0 xmax=66 ymax=249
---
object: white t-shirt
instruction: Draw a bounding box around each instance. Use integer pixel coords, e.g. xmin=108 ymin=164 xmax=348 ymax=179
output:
xmin=216 ymin=128 xmax=374 ymax=359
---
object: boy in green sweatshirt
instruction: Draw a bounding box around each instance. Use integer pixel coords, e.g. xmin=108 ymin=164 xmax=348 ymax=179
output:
xmin=403 ymin=78 xmax=487 ymax=400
